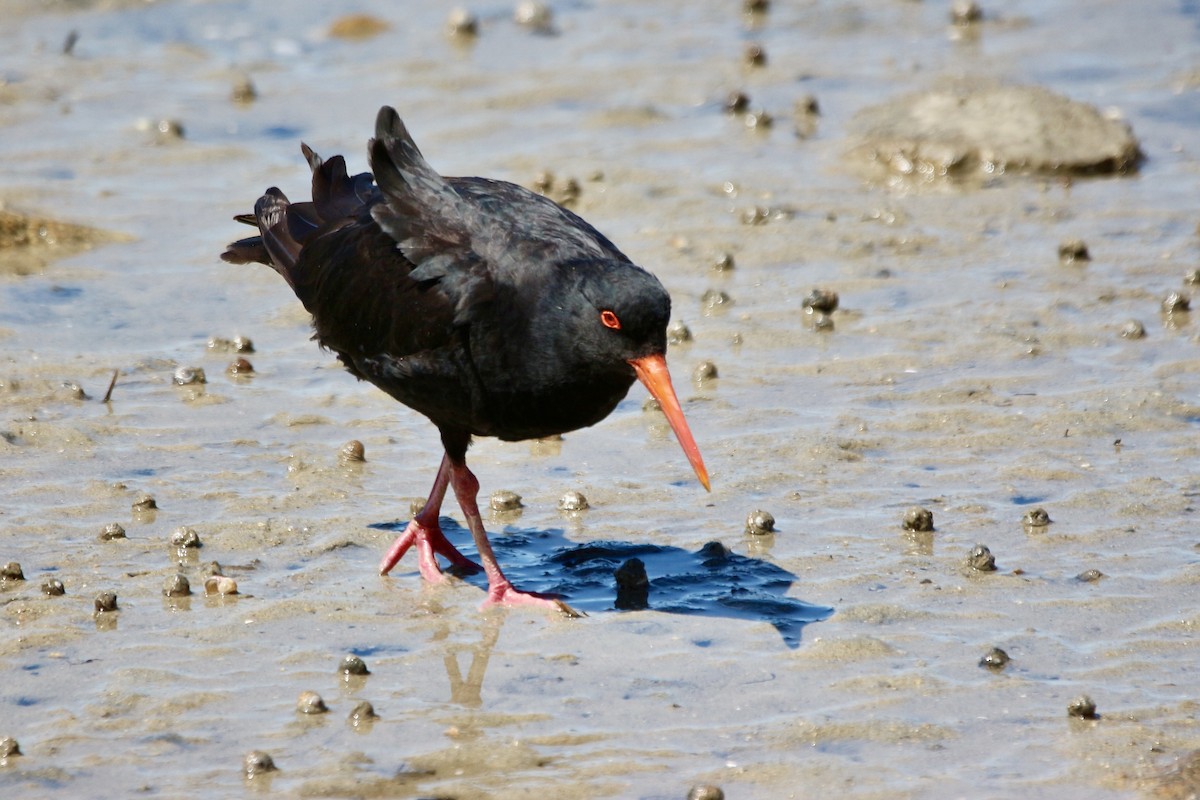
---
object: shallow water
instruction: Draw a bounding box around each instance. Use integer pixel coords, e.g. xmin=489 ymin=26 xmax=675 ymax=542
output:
xmin=2 ymin=1 xmax=1200 ymax=797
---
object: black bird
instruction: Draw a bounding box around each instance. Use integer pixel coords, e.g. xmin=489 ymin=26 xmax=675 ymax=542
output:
xmin=222 ymin=107 xmax=709 ymax=613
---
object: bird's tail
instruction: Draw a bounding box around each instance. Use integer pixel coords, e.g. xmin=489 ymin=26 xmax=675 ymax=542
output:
xmin=220 ymin=145 xmax=376 ymax=290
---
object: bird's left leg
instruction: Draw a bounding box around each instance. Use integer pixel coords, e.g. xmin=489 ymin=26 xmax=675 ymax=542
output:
xmin=447 ymin=459 xmax=581 ymax=617
xmin=378 ymin=452 xmax=482 ymax=581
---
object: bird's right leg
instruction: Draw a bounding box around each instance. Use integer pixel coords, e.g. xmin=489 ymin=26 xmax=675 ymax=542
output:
xmin=378 ymin=452 xmax=482 ymax=581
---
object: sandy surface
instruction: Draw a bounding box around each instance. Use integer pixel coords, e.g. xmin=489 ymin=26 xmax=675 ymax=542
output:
xmin=2 ymin=1 xmax=1200 ymax=798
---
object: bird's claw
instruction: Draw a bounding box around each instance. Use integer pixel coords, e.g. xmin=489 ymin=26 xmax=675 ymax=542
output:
xmin=379 ymin=518 xmax=481 ymax=580
xmin=481 ymin=582 xmax=584 ymax=618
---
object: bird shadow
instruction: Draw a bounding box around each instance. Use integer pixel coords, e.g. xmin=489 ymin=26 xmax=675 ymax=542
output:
xmin=370 ymin=518 xmax=834 ymax=648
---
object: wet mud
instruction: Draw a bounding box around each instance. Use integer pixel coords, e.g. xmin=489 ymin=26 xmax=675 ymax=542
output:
xmin=3 ymin=1 xmax=1200 ymax=798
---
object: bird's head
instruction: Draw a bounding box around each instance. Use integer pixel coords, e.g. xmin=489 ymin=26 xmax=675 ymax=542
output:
xmin=567 ymin=260 xmax=710 ymax=491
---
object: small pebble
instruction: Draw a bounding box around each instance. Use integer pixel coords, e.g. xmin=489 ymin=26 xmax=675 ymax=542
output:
xmin=741 ymin=206 xmax=770 ymax=225
xmin=226 ymin=357 xmax=254 ymax=376
xmin=446 ymin=7 xmax=478 ymax=38
xmin=810 ymin=313 xmax=834 ymax=332
xmin=173 ymin=366 xmax=206 ymax=385
xmin=744 ymin=43 xmax=766 ymax=67
xmin=950 ymin=0 xmax=983 ymax=25
xmin=94 ymin=591 xmax=118 ymax=613
xmin=0 ymin=562 xmax=24 ymax=581
xmin=712 ymin=252 xmax=735 ymax=272
xmin=1075 ymin=568 xmax=1104 ymax=583
xmin=979 ymin=647 xmax=1010 ymax=670
xmin=0 ymin=737 xmax=20 ymax=758
xmin=688 ymin=785 xmax=725 ymax=800
xmin=1119 ymin=319 xmax=1146 ymax=339
xmin=339 ymin=655 xmax=370 ymax=676
xmin=171 ymin=527 xmax=202 ymax=549
xmin=1162 ymin=291 xmax=1190 ymax=313
xmin=667 ymin=320 xmax=693 ymax=344
xmin=204 ymin=575 xmax=239 ymax=596
xmin=1022 ymin=507 xmax=1051 ymax=527
xmin=701 ymin=289 xmax=731 ymax=311
xmin=1067 ymin=695 xmax=1098 ymax=719
xmin=692 ymin=360 xmax=718 ymax=384
xmin=348 ymin=700 xmax=378 ymax=725
xmin=58 ymin=380 xmax=88 ymax=401
xmin=559 ymin=490 xmax=589 ymax=512
xmin=41 ymin=578 xmax=65 ymax=596
xmin=725 ymin=91 xmax=749 ymax=115
xmin=902 ymin=507 xmax=934 ymax=532
xmin=614 ymin=557 xmax=650 ymax=610
xmin=514 ymin=0 xmax=553 ymax=31
xmin=1058 ymin=239 xmax=1090 ymax=264
xmin=132 ymin=494 xmax=158 ymax=512
xmin=795 ymin=94 xmax=820 ymax=116
xmin=243 ymin=750 xmax=277 ymax=777
xmin=231 ymin=74 xmax=257 ymax=104
xmin=140 ymin=118 xmax=184 ymax=142
xmin=967 ymin=544 xmax=997 ymax=572
xmin=745 ymin=509 xmax=776 ymax=535
xmin=297 ymin=690 xmax=328 ymax=715
xmin=339 ymin=440 xmax=366 ymax=464
xmin=163 ymin=574 xmax=191 ymax=597
xmin=803 ymin=288 xmax=840 ymax=314
xmin=99 ymin=522 xmax=127 ymax=541
xmin=490 ymin=489 xmax=523 ymax=512
xmin=743 ymin=109 xmax=772 ymax=130
xmin=743 ymin=0 xmax=768 ymax=12
xmin=328 ymin=13 xmax=389 ymax=39
xmin=1185 ymin=268 xmax=1200 ymax=285
xmin=642 ymin=397 xmax=662 ymax=413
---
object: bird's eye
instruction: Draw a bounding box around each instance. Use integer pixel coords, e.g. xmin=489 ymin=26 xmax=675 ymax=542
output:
xmin=600 ymin=310 xmax=622 ymax=330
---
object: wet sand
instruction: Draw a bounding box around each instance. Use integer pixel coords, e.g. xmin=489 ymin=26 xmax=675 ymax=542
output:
xmin=2 ymin=1 xmax=1200 ymax=797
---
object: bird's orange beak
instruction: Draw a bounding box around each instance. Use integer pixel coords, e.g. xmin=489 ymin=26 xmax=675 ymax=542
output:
xmin=629 ymin=353 xmax=711 ymax=491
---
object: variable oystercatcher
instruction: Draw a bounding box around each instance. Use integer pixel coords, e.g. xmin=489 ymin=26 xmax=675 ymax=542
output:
xmin=222 ymin=106 xmax=709 ymax=613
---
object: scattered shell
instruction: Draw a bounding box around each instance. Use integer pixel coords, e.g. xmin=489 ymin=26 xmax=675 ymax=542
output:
xmin=1185 ymin=268 xmax=1200 ymax=285
xmin=950 ymin=0 xmax=984 ymax=25
xmin=1075 ymin=568 xmax=1104 ymax=583
xmin=0 ymin=562 xmax=24 ymax=581
xmin=297 ymin=690 xmax=328 ymax=715
xmin=559 ymin=490 xmax=589 ymax=512
xmin=339 ymin=440 xmax=366 ymax=464
xmin=204 ymin=575 xmax=239 ymax=596
xmin=163 ymin=574 xmax=191 ymax=597
xmin=743 ymin=0 xmax=769 ymax=12
xmin=692 ymin=360 xmax=719 ymax=384
xmin=348 ymin=700 xmax=378 ymax=725
xmin=743 ymin=109 xmax=772 ymax=130
xmin=226 ymin=357 xmax=254 ymax=376
xmin=171 ymin=526 xmax=202 ymax=549
xmin=701 ymin=289 xmax=731 ymax=312
xmin=231 ymin=74 xmax=257 ymax=104
xmin=810 ymin=313 xmax=835 ymax=332
xmin=967 ymin=544 xmax=997 ymax=572
xmin=339 ymin=655 xmax=370 ymax=676
xmin=41 ymin=578 xmax=65 ymax=596
xmin=490 ymin=489 xmax=523 ymax=512
xmin=514 ymin=1 xmax=553 ymax=31
xmin=99 ymin=522 xmax=127 ymax=541
xmin=1022 ymin=507 xmax=1052 ymax=527
xmin=1057 ymin=239 xmax=1090 ymax=263
xmin=132 ymin=494 xmax=157 ymax=512
xmin=1067 ymin=695 xmax=1098 ymax=719
xmin=745 ymin=509 xmax=776 ymax=535
xmin=744 ymin=43 xmax=766 ymax=67
xmin=94 ymin=590 xmax=118 ymax=613
xmin=667 ymin=320 xmax=693 ymax=344
xmin=58 ymin=380 xmax=89 ymax=401
xmin=1162 ymin=291 xmax=1190 ymax=313
xmin=688 ymin=785 xmax=726 ymax=800
xmin=725 ymin=91 xmax=749 ymax=115
xmin=0 ymin=737 xmax=20 ymax=758
xmin=614 ymin=557 xmax=649 ymax=610
xmin=642 ymin=397 xmax=662 ymax=413
xmin=208 ymin=335 xmax=255 ymax=353
xmin=243 ymin=750 xmax=277 ymax=777
xmin=979 ymin=647 xmax=1010 ymax=670
xmin=796 ymin=94 xmax=821 ymax=116
xmin=173 ymin=366 xmax=207 ymax=385
xmin=1120 ymin=319 xmax=1146 ymax=339
xmin=138 ymin=118 xmax=185 ymax=142
xmin=902 ymin=507 xmax=935 ymax=532
xmin=445 ymin=7 xmax=478 ymax=38
xmin=803 ymin=288 xmax=840 ymax=314
xmin=328 ymin=13 xmax=389 ymax=39
xmin=712 ymin=252 xmax=736 ymax=272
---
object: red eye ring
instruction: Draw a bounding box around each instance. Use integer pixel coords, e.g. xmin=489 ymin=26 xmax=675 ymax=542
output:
xmin=600 ymin=310 xmax=621 ymax=330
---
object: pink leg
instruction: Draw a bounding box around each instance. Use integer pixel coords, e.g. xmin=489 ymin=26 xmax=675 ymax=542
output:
xmin=379 ymin=453 xmax=481 ymax=581
xmin=447 ymin=460 xmax=582 ymax=617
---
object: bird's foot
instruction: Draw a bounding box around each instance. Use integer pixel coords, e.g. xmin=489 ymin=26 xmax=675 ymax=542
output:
xmin=379 ymin=519 xmax=482 ymax=582
xmin=481 ymin=580 xmax=584 ymax=618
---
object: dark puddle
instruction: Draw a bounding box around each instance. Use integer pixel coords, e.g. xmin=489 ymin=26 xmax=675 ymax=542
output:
xmin=371 ymin=519 xmax=834 ymax=648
